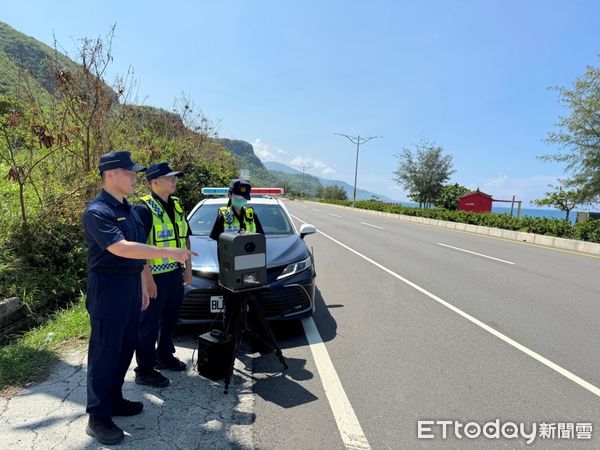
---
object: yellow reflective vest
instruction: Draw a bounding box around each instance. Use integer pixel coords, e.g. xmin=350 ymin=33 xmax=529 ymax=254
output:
xmin=140 ymin=194 xmax=188 ymax=274
xmin=219 ymin=206 xmax=257 ymax=233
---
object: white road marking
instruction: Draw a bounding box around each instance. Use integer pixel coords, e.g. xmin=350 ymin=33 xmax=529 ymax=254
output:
xmin=290 ymin=213 xmax=600 ymax=399
xmin=360 ymin=222 xmax=384 ymax=230
xmin=437 ymin=242 xmax=515 ymax=265
xmin=329 ymin=213 xmax=342 ymax=218
xmin=302 ymin=317 xmax=371 ymax=449
xmin=312 ymin=208 xmax=320 ymax=212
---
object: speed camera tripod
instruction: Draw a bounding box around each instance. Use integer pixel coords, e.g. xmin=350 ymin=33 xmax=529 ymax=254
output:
xmin=223 ymin=291 xmax=288 ymax=394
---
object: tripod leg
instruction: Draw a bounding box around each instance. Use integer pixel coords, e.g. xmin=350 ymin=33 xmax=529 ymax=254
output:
xmin=248 ymin=296 xmax=288 ymax=370
xmin=223 ymin=294 xmax=243 ymax=394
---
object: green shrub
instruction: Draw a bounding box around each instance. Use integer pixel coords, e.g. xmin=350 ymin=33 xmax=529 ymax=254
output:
xmin=175 ymin=162 xmax=236 ymax=212
xmin=573 ymin=219 xmax=600 ymax=243
xmin=518 ymin=216 xmax=574 ymax=238
xmin=0 ymin=211 xmax=86 ymax=314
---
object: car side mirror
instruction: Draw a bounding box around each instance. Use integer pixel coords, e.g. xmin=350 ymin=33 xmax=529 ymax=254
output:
xmin=299 ymin=223 xmax=316 ymax=239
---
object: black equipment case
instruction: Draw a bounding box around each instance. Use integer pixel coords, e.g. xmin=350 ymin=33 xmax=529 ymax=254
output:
xmin=196 ymin=330 xmax=234 ymax=381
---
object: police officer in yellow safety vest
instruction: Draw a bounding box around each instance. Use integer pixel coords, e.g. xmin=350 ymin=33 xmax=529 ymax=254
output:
xmin=133 ymin=162 xmax=193 ymax=388
xmin=209 ymin=178 xmax=265 ymax=324
xmin=209 ymin=178 xmax=264 ymax=240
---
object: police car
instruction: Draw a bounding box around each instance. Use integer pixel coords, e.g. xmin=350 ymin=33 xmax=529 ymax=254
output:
xmin=180 ymin=188 xmax=317 ymax=323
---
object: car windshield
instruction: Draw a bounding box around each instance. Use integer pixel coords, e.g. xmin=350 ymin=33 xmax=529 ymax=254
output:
xmin=189 ymin=202 xmax=295 ymax=236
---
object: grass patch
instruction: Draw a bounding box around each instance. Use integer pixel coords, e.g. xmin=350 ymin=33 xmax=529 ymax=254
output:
xmin=0 ymin=294 xmax=89 ymax=395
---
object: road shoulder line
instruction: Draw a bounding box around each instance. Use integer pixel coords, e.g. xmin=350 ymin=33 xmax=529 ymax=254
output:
xmin=291 ymin=213 xmax=600 ymax=399
xmin=302 ymin=317 xmax=371 ymax=450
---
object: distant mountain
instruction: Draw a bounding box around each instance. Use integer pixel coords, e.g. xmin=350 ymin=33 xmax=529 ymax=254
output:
xmin=268 ymin=169 xmax=322 ymax=197
xmin=317 ymin=176 xmax=396 ymax=202
xmin=215 ymin=138 xmax=279 ymax=186
xmin=263 ymin=161 xmax=302 ymax=175
xmin=264 ymin=161 xmax=395 ymax=202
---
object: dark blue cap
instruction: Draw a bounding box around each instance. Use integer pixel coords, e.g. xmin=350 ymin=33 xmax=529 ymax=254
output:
xmin=98 ymin=150 xmax=146 ymax=173
xmin=229 ymin=178 xmax=251 ymax=200
xmin=146 ymin=162 xmax=183 ymax=181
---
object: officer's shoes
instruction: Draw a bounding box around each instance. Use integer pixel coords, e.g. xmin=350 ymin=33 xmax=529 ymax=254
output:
xmin=135 ymin=369 xmax=170 ymax=388
xmin=86 ymin=415 xmax=124 ymax=445
xmin=155 ymin=356 xmax=187 ymax=372
xmin=112 ymin=398 xmax=143 ymax=416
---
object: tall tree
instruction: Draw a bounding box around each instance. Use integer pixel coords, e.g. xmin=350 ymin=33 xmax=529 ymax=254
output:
xmin=542 ymin=61 xmax=600 ymax=202
xmin=393 ymin=141 xmax=455 ymax=208
xmin=532 ymin=184 xmax=586 ymax=222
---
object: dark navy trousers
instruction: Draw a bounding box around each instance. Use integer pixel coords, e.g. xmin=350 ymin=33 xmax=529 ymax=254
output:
xmin=86 ymin=272 xmax=141 ymax=418
xmin=135 ymin=268 xmax=184 ymax=373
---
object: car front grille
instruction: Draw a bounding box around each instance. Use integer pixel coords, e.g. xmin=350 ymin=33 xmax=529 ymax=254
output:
xmin=181 ymin=285 xmax=310 ymax=321
xmin=179 ymin=290 xmax=218 ymax=321
xmin=254 ymin=286 xmax=311 ymax=318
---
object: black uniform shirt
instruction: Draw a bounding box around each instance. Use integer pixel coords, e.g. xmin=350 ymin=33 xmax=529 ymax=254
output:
xmin=82 ymin=189 xmax=146 ymax=274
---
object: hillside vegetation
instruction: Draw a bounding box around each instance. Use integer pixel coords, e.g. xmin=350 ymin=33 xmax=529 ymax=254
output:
xmin=0 ymin=22 xmax=80 ymax=102
xmin=0 ymin=22 xmax=238 ymax=323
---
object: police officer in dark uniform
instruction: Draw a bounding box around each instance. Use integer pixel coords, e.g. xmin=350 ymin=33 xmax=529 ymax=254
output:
xmin=83 ymin=151 xmax=192 ymax=445
xmin=133 ymin=162 xmax=192 ymax=388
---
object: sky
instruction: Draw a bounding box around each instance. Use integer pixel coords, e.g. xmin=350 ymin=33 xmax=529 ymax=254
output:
xmin=3 ymin=0 xmax=600 ymax=204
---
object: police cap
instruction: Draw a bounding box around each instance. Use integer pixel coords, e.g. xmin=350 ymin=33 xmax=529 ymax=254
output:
xmin=98 ymin=150 xmax=146 ymax=173
xmin=146 ymin=162 xmax=184 ymax=181
xmin=229 ymin=178 xmax=251 ymax=200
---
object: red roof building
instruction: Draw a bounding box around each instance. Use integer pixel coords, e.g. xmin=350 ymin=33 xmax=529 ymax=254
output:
xmin=458 ymin=188 xmax=493 ymax=213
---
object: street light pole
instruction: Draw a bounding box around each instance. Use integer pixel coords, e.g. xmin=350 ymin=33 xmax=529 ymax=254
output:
xmin=299 ymin=165 xmax=311 ymax=199
xmin=335 ymin=133 xmax=382 ymax=207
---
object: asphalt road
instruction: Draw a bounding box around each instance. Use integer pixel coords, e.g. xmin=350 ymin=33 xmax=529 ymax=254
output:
xmin=249 ymin=200 xmax=600 ymax=449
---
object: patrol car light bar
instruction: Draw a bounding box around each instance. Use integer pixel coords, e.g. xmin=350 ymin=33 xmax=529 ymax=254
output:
xmin=252 ymin=188 xmax=284 ymax=195
xmin=201 ymin=187 xmax=229 ymax=195
xmin=201 ymin=187 xmax=285 ymax=196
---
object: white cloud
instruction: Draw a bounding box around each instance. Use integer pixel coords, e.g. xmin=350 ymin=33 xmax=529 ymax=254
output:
xmin=251 ymin=139 xmax=287 ymax=162
xmin=481 ymin=174 xmax=509 ymax=190
xmin=252 ymin=140 xmax=335 ymax=176
xmin=289 ymin=155 xmax=335 ymax=176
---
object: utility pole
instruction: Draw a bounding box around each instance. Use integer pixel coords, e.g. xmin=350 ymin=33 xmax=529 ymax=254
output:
xmin=335 ymin=133 xmax=382 ymax=207
xmin=299 ymin=165 xmax=312 ymax=199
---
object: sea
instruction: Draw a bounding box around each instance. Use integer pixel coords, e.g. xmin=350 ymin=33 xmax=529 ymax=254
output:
xmin=492 ymin=206 xmax=574 ymax=223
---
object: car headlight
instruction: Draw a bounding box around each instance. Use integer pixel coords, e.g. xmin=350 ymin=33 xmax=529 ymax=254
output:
xmin=277 ymin=256 xmax=312 ymax=280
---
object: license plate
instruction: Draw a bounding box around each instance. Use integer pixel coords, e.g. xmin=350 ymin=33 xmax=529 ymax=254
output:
xmin=210 ymin=296 xmax=224 ymax=313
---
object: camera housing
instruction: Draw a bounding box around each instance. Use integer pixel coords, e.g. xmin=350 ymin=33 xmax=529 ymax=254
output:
xmin=217 ymin=232 xmax=267 ymax=292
